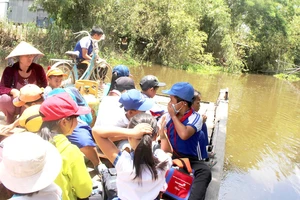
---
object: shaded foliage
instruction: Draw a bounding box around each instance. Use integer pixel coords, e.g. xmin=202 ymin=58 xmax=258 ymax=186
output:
xmin=19 ymin=0 xmax=300 ymax=74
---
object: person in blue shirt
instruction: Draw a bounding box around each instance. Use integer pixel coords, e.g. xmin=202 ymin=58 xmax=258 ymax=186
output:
xmin=159 ymin=82 xmax=211 ymax=200
xmin=74 ymin=26 xmax=104 ymax=62
xmin=192 ymin=90 xmax=217 ymax=168
xmin=74 ymin=26 xmax=107 ymax=83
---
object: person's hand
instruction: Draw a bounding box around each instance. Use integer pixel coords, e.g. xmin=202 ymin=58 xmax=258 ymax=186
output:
xmin=167 ymin=102 xmax=176 ymax=117
xmin=100 ymin=34 xmax=105 ymax=41
xmin=132 ymin=123 xmax=153 ymax=139
xmin=10 ymin=89 xmax=20 ymax=98
xmin=202 ymin=114 xmax=207 ymax=123
xmin=0 ymin=124 xmax=15 ymax=135
xmin=96 ymin=163 xmax=108 ymax=174
xmin=158 ymin=116 xmax=167 ymax=138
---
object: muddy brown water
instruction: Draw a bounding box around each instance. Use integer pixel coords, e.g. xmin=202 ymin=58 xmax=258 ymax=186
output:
xmin=1 ymin=63 xmax=300 ymax=200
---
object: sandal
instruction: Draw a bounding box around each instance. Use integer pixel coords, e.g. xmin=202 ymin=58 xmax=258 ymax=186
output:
xmin=208 ymin=152 xmax=216 ymax=158
xmin=205 ymin=160 xmax=217 ymax=169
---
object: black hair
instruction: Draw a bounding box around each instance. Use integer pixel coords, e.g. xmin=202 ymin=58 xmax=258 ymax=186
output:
xmin=128 ymin=113 xmax=168 ymax=184
xmin=140 ymin=84 xmax=159 ymax=92
xmin=192 ymin=90 xmax=201 ymax=104
xmin=91 ymin=26 xmax=104 ymax=36
xmin=14 ymin=61 xmax=33 ymax=73
xmin=38 ymin=121 xmax=60 ymax=142
xmin=174 ymin=96 xmax=193 ymax=108
xmin=108 ymin=72 xmax=119 ymax=92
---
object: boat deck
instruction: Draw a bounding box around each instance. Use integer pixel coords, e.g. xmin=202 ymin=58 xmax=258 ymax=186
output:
xmin=205 ymin=89 xmax=229 ymax=200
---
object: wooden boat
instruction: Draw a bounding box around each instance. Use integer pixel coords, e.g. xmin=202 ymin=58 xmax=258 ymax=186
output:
xmin=205 ymin=88 xmax=229 ymax=200
xmin=0 ymin=88 xmax=229 ymax=200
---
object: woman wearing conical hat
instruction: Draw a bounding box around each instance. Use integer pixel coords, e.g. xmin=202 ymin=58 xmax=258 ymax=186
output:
xmin=0 ymin=41 xmax=47 ymax=124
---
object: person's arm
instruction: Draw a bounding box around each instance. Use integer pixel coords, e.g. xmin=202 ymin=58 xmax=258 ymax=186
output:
xmin=82 ymin=48 xmax=92 ymax=60
xmin=92 ymin=124 xmax=153 ymax=164
xmin=0 ymin=119 xmax=20 ymax=134
xmin=167 ymin=102 xmax=196 ymax=140
xmin=0 ymin=67 xmax=16 ymax=95
xmin=158 ymin=116 xmax=173 ymax=156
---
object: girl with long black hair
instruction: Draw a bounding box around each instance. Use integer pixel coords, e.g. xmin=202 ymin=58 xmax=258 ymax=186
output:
xmin=92 ymin=113 xmax=173 ymax=200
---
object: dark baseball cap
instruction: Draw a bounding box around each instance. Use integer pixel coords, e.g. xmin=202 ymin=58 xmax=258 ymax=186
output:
xmin=139 ymin=75 xmax=166 ymax=91
xmin=115 ymin=77 xmax=135 ymax=92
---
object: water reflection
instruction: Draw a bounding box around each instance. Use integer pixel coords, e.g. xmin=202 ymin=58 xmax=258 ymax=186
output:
xmin=1 ymin=63 xmax=300 ymax=199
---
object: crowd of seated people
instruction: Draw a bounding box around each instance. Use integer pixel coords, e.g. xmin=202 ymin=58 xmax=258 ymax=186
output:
xmin=0 ymin=39 xmax=214 ymax=200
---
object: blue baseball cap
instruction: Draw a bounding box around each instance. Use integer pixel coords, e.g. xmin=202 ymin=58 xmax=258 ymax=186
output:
xmin=112 ymin=65 xmax=130 ymax=77
xmin=162 ymin=82 xmax=194 ymax=102
xmin=119 ymin=89 xmax=154 ymax=111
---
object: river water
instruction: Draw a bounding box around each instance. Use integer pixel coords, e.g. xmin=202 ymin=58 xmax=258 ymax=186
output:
xmin=0 ymin=63 xmax=300 ymax=200
xmin=129 ymin=65 xmax=300 ymax=200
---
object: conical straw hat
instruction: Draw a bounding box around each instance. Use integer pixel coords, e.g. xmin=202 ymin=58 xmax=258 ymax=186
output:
xmin=5 ymin=41 xmax=44 ymax=60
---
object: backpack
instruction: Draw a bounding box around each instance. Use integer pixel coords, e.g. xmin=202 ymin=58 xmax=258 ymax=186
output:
xmin=101 ymin=168 xmax=118 ymax=200
xmin=164 ymin=158 xmax=194 ymax=200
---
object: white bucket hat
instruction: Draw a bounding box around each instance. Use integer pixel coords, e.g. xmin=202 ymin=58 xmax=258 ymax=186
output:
xmin=0 ymin=132 xmax=62 ymax=194
xmin=5 ymin=41 xmax=44 ymax=60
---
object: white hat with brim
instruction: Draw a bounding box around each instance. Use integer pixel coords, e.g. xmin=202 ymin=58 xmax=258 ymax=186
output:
xmin=5 ymin=41 xmax=44 ymax=60
xmin=0 ymin=132 xmax=62 ymax=194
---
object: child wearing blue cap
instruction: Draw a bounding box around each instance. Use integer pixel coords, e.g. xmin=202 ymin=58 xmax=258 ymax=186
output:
xmin=92 ymin=113 xmax=173 ymax=200
xmin=94 ymin=89 xmax=154 ymax=152
xmin=160 ymin=82 xmax=212 ymax=200
xmin=108 ymin=65 xmax=131 ymax=92
xmin=95 ymin=89 xmax=154 ymax=128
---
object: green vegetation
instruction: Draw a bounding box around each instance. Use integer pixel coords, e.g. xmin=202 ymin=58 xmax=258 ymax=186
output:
xmin=274 ymin=73 xmax=300 ymax=82
xmin=1 ymin=0 xmax=300 ymax=79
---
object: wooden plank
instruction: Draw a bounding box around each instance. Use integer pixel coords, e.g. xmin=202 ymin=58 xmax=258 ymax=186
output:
xmin=205 ymin=88 xmax=229 ymax=200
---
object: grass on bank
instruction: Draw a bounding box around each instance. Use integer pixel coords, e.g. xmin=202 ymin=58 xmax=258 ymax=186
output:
xmin=274 ymin=73 xmax=300 ymax=82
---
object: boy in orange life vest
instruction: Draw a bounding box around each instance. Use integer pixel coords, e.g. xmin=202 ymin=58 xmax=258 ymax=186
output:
xmin=159 ymin=82 xmax=212 ymax=200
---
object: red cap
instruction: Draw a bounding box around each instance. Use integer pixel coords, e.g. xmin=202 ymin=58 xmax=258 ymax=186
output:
xmin=40 ymin=93 xmax=91 ymax=121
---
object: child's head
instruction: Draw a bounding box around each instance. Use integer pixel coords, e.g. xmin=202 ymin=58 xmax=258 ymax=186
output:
xmin=39 ymin=92 xmax=91 ymax=140
xmin=192 ymin=90 xmax=201 ymax=112
xmin=0 ymin=132 xmax=62 ymax=194
xmin=139 ymin=75 xmax=166 ymax=98
xmin=127 ymin=113 xmax=158 ymax=149
xmin=13 ymin=84 xmax=44 ymax=108
xmin=46 ymin=68 xmax=67 ymax=89
xmin=109 ymin=65 xmax=130 ymax=92
xmin=127 ymin=113 xmax=168 ymax=182
xmin=114 ymin=77 xmax=135 ymax=93
xmin=119 ymin=89 xmax=154 ymax=119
